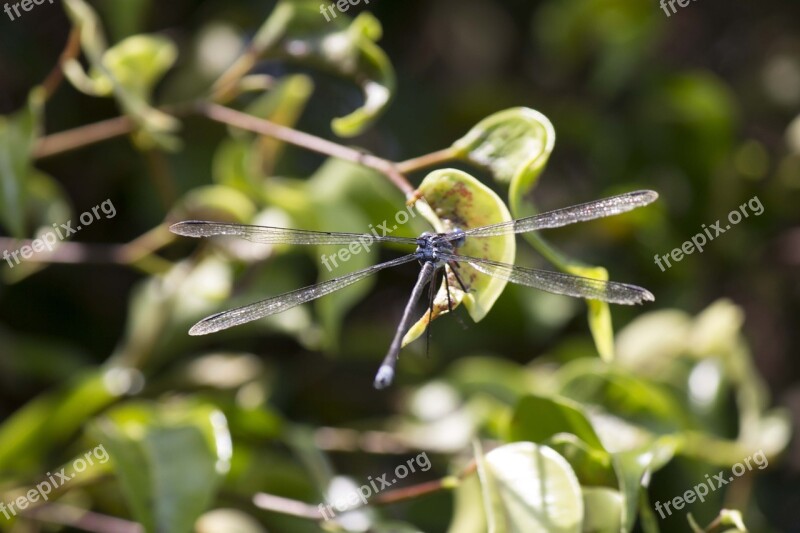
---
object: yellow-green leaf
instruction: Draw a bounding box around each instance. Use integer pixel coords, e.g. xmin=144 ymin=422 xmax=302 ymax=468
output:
xmin=455 ymin=107 xmax=618 ymax=360
xmin=215 ymin=0 xmax=395 ymax=137
xmin=582 ymin=487 xmax=624 ymax=533
xmin=63 ymin=0 xmax=180 ymax=150
xmin=0 ymin=87 xmax=44 ymax=238
xmin=481 ymin=442 xmax=584 ymax=533
xmin=90 ymin=400 xmax=231 ymax=533
xmin=452 ymin=107 xmax=555 ymax=190
xmin=402 ymin=169 xmax=514 ymax=346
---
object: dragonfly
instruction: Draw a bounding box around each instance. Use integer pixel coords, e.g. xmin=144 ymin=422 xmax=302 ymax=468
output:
xmin=170 ymin=189 xmax=657 ymax=389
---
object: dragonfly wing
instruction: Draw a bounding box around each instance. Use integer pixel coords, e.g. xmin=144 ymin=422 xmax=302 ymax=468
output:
xmin=458 ymin=190 xmax=658 ymax=238
xmin=441 ymin=253 xmax=654 ymax=305
xmin=170 ymin=221 xmax=418 ymax=246
xmin=189 ymin=254 xmax=419 ymax=335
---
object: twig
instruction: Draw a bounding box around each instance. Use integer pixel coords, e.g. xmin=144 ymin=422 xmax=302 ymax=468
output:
xmin=0 ymin=225 xmax=175 ymax=275
xmin=373 ymin=476 xmax=459 ymax=505
xmin=34 ymin=115 xmax=135 ymax=159
xmin=252 ymin=492 xmax=325 ymax=520
xmin=42 ymin=27 xmax=82 ymax=100
xmin=251 ymin=463 xmax=473 ymax=521
xmin=22 ymin=502 xmax=144 ymax=533
xmin=199 ymin=102 xmax=418 ymax=199
xmin=395 ymin=148 xmax=458 ymax=175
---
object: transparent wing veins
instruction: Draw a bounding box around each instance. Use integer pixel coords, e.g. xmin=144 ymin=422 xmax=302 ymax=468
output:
xmin=440 ymin=252 xmax=654 ymax=305
xmin=451 ymin=190 xmax=658 ymax=239
xmin=189 ymin=254 xmax=419 ymax=335
xmin=171 ymin=221 xmax=419 ymax=246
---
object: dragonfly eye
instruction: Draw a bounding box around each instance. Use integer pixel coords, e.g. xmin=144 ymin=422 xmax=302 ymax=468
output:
xmin=450 ymin=228 xmax=466 ymax=248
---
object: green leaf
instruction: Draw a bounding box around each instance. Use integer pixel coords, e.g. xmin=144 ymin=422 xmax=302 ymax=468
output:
xmin=0 ymin=371 xmax=119 ymax=474
xmin=612 ymin=438 xmax=678 ymax=533
xmin=90 ymin=400 xmax=231 ymax=533
xmin=178 ymin=184 xmax=258 ymax=223
xmin=582 ymin=487 xmax=624 ymax=533
xmin=479 ymin=441 xmax=584 ymax=533
xmin=452 ymin=107 xmax=555 ymax=189
xmin=453 ymin=107 xmax=621 ymax=361
xmin=246 ymin=74 xmax=315 ymax=177
xmin=63 ymin=0 xmax=180 ymax=149
xmin=507 ymin=394 xmax=604 ymax=451
xmin=558 ymin=359 xmax=691 ymax=436
xmin=546 ymin=434 xmax=617 ymax=488
xmin=402 ymin=169 xmax=515 ymax=345
xmin=217 ymin=0 xmax=395 ymax=137
xmin=0 ymin=87 xmax=44 ymax=238
xmin=571 ymin=266 xmax=615 ymax=362
xmin=448 ymin=470 xmax=488 ymax=533
xmin=102 ymin=34 xmax=178 ymax=101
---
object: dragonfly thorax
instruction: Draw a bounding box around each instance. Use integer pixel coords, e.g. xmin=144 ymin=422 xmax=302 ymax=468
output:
xmin=415 ymin=232 xmax=457 ymax=266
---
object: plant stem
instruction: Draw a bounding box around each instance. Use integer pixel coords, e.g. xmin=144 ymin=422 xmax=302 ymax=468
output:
xmin=373 ymin=476 xmax=460 ymax=505
xmin=396 ymin=147 xmax=459 ymax=174
xmin=251 ymin=463 xmax=473 ymax=521
xmin=252 ymin=492 xmax=324 ymax=520
xmin=0 ymin=225 xmax=175 ymax=278
xmin=34 ymin=115 xmax=136 ymax=159
xmin=42 ymin=27 xmax=82 ymax=100
xmin=22 ymin=502 xmax=144 ymax=533
xmin=199 ymin=102 xmax=418 ymax=199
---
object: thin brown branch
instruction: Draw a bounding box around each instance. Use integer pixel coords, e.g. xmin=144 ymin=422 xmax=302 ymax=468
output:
xmin=0 ymin=225 xmax=175 ymax=276
xmin=199 ymin=102 xmax=418 ymax=199
xmin=252 ymin=492 xmax=325 ymax=520
xmin=250 ymin=459 xmax=473 ymax=523
xmin=1 ymin=238 xmax=128 ymax=265
xmin=22 ymin=502 xmax=144 ymax=533
xmin=42 ymin=27 xmax=82 ymax=100
xmin=34 ymin=115 xmax=135 ymax=159
xmin=395 ymin=147 xmax=459 ymax=175
xmin=373 ymin=476 xmax=458 ymax=505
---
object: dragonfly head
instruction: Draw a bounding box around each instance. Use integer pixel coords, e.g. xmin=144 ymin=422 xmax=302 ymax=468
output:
xmin=449 ymin=227 xmax=466 ymax=248
xmin=415 ymin=232 xmax=455 ymax=266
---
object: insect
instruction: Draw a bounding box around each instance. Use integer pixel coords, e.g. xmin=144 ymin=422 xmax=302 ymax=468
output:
xmin=170 ymin=190 xmax=657 ymax=389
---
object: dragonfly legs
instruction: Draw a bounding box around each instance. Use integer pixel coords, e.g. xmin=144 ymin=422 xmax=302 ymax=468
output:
xmin=374 ymin=261 xmax=437 ymax=389
xmin=448 ymin=261 xmax=469 ymax=293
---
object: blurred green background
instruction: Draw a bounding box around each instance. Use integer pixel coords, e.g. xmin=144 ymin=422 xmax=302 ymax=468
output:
xmin=0 ymin=0 xmax=799 ymax=531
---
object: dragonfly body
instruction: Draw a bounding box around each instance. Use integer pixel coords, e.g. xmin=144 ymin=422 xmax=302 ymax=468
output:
xmin=414 ymin=230 xmax=463 ymax=266
xmin=171 ymin=190 xmax=658 ymax=389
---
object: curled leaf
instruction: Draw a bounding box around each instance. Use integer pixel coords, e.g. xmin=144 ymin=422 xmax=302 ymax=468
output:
xmin=455 ymin=107 xmax=620 ymax=360
xmin=215 ymin=0 xmax=395 ymax=137
xmin=452 ymin=107 xmax=555 ymax=190
xmin=63 ymin=0 xmax=180 ymax=150
xmin=402 ymin=169 xmax=514 ymax=346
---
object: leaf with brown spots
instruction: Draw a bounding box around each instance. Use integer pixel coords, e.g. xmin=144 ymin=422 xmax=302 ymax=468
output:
xmin=402 ymin=169 xmax=515 ymax=347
